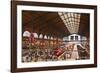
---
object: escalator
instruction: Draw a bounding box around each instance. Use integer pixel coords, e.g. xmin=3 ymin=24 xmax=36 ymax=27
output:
xmin=77 ymin=44 xmax=89 ymax=60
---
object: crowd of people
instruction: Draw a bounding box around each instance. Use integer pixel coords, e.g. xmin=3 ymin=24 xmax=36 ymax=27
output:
xmin=22 ymin=38 xmax=90 ymax=62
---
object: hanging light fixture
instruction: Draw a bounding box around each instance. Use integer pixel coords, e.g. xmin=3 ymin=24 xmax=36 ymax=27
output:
xmin=33 ymin=33 xmax=38 ymax=38
xmin=39 ymin=34 xmax=43 ymax=39
xmin=44 ymin=35 xmax=47 ymax=39
xmin=51 ymin=37 xmax=53 ymax=40
xmin=23 ymin=31 xmax=31 ymax=37
xmin=48 ymin=36 xmax=50 ymax=39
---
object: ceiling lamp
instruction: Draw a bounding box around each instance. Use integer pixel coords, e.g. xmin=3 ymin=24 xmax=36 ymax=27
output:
xmin=44 ymin=35 xmax=47 ymax=39
xmin=39 ymin=34 xmax=43 ymax=39
xmin=48 ymin=36 xmax=50 ymax=39
xmin=23 ymin=31 xmax=31 ymax=37
xmin=51 ymin=37 xmax=53 ymax=40
xmin=33 ymin=33 xmax=38 ymax=38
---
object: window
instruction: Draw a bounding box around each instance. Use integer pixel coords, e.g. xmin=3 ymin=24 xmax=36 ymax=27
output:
xmin=71 ymin=36 xmax=74 ymax=40
xmin=75 ymin=36 xmax=78 ymax=40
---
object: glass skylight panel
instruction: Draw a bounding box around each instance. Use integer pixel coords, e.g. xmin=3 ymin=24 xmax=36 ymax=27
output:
xmin=69 ymin=18 xmax=72 ymax=21
xmin=71 ymin=13 xmax=74 ymax=17
xmin=78 ymin=14 xmax=81 ymax=18
xmin=75 ymin=14 xmax=77 ymax=18
xmin=58 ymin=12 xmax=81 ymax=34
xmin=58 ymin=12 xmax=63 ymax=16
xmin=64 ymin=14 xmax=68 ymax=19
xmin=71 ymin=18 xmax=74 ymax=21
xmin=67 ymin=13 xmax=71 ymax=17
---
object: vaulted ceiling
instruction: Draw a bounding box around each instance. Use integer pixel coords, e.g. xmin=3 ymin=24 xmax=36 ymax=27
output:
xmin=22 ymin=10 xmax=90 ymax=38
